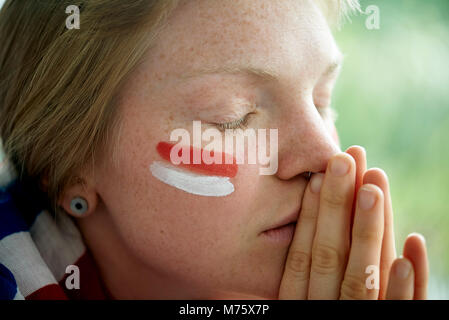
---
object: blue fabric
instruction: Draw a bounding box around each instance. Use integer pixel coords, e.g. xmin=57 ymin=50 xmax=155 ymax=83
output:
xmin=0 ymin=263 xmax=18 ymax=300
xmin=0 ymin=178 xmax=49 ymax=241
xmin=0 ymin=183 xmax=29 ymax=240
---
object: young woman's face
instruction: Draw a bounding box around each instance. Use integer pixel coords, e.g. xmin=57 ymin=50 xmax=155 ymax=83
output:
xmin=91 ymin=0 xmax=342 ymax=298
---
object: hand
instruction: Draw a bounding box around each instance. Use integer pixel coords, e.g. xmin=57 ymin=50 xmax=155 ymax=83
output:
xmin=278 ymin=146 xmax=429 ymax=299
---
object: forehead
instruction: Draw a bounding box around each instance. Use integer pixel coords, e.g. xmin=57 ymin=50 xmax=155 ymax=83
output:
xmin=145 ymin=0 xmax=340 ymax=84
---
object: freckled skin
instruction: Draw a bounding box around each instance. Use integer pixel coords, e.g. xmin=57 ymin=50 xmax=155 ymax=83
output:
xmin=77 ymin=0 xmax=341 ymax=299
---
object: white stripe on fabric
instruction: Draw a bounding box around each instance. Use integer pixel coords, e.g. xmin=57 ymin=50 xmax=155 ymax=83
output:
xmin=0 ymin=159 xmax=17 ymax=188
xmin=13 ymin=288 xmax=25 ymax=300
xmin=30 ymin=210 xmax=85 ymax=282
xmin=0 ymin=231 xmax=58 ymax=297
xmin=0 ymin=139 xmax=17 ymax=188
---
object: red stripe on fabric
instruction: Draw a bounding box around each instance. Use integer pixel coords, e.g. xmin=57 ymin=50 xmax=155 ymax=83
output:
xmin=26 ymin=283 xmax=68 ymax=300
xmin=59 ymin=250 xmax=113 ymax=300
xmin=156 ymin=141 xmax=238 ymax=178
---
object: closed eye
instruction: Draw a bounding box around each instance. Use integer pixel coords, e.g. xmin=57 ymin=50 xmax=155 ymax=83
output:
xmin=214 ymin=112 xmax=256 ymax=131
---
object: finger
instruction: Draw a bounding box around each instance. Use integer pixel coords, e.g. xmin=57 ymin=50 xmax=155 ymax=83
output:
xmin=345 ymin=146 xmax=367 ymax=198
xmin=345 ymin=146 xmax=367 ymax=237
xmin=279 ymin=173 xmax=323 ymax=299
xmin=340 ymin=184 xmax=384 ymax=300
xmin=308 ymin=153 xmax=356 ymax=299
xmin=386 ymin=257 xmax=415 ymax=299
xmin=363 ymin=168 xmax=397 ymax=299
xmin=403 ymin=233 xmax=429 ymax=299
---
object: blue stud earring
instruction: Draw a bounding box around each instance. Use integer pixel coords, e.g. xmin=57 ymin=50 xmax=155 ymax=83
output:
xmin=70 ymin=197 xmax=88 ymax=215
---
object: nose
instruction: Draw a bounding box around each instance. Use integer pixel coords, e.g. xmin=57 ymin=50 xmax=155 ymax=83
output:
xmin=275 ymin=101 xmax=340 ymax=180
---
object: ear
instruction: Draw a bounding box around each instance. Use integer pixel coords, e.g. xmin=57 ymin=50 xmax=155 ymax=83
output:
xmin=58 ymin=176 xmax=98 ymax=218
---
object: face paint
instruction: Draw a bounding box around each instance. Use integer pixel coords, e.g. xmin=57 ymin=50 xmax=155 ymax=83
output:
xmin=150 ymin=142 xmax=238 ymax=197
xmin=156 ymin=141 xmax=237 ymax=177
xmin=150 ymin=161 xmax=234 ymax=197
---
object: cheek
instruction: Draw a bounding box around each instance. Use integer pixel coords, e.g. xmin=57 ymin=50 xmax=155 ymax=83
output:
xmin=103 ymin=143 xmax=258 ymax=259
xmin=144 ymin=163 xmax=256 ymax=242
xmin=119 ymin=164 xmax=261 ymax=284
xmin=97 ymin=130 xmax=282 ymax=293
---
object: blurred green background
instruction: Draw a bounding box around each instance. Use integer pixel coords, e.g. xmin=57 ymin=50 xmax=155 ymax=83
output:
xmin=0 ymin=0 xmax=446 ymax=300
xmin=334 ymin=0 xmax=449 ymax=299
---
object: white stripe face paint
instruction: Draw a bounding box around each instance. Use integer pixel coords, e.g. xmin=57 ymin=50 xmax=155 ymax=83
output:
xmin=150 ymin=161 xmax=234 ymax=197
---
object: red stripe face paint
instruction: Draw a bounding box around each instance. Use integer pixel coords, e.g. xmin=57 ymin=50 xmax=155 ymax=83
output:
xmin=156 ymin=141 xmax=238 ymax=178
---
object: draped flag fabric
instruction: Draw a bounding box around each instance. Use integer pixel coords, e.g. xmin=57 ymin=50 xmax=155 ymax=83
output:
xmin=0 ymin=144 xmax=111 ymax=300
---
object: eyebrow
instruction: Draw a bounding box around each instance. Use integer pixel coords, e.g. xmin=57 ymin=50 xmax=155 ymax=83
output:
xmin=180 ymin=64 xmax=280 ymax=82
xmin=179 ymin=54 xmax=343 ymax=83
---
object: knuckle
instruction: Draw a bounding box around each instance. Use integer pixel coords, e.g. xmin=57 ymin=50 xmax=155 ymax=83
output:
xmin=352 ymin=227 xmax=381 ymax=244
xmin=340 ymin=273 xmax=378 ymax=300
xmin=321 ymin=190 xmax=347 ymax=209
xmin=311 ymin=243 xmax=343 ymax=275
xmin=286 ymin=250 xmax=311 ymax=280
xmin=299 ymin=207 xmax=318 ymax=221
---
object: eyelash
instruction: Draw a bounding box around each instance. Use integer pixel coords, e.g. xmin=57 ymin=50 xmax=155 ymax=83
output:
xmin=213 ymin=104 xmax=337 ymax=132
xmin=215 ymin=112 xmax=255 ymax=131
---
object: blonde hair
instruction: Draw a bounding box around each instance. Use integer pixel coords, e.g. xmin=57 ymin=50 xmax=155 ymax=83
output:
xmin=317 ymin=0 xmax=361 ymax=28
xmin=0 ymin=0 xmax=180 ymax=210
xmin=0 ymin=0 xmax=359 ymax=212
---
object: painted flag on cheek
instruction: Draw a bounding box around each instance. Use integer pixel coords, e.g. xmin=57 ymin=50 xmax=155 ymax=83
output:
xmin=150 ymin=142 xmax=238 ymax=197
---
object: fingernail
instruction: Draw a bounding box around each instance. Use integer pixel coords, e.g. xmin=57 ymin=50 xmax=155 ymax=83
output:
xmin=310 ymin=174 xmax=323 ymax=194
xmin=330 ymin=156 xmax=349 ymax=177
xmin=358 ymin=186 xmax=376 ymax=211
xmin=394 ymin=259 xmax=411 ymax=279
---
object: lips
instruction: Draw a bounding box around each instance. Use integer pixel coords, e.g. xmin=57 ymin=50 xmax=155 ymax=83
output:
xmin=263 ymin=210 xmax=300 ymax=233
xmin=261 ymin=172 xmax=311 ymax=234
